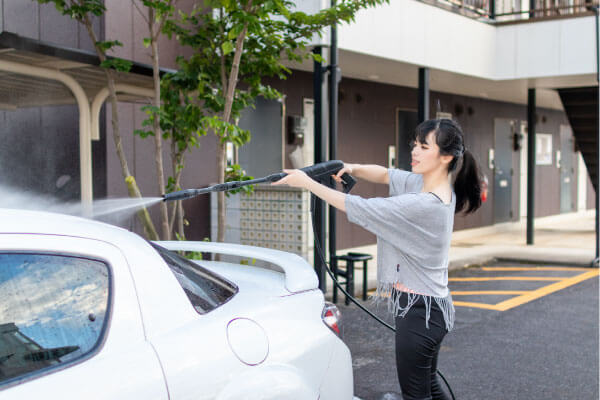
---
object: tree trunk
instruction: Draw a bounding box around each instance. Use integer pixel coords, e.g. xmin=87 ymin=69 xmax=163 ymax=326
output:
xmin=216 ymin=12 xmax=250 ymax=251
xmin=150 ymin=31 xmax=170 ymax=240
xmin=168 ymin=144 xmax=185 ymax=238
xmin=216 ymin=141 xmax=226 ymax=260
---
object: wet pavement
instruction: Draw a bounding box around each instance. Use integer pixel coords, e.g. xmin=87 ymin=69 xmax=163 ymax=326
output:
xmin=338 ymin=261 xmax=599 ymax=400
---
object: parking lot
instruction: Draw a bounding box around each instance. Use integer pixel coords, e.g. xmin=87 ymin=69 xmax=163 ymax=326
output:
xmin=338 ymin=261 xmax=599 ymax=400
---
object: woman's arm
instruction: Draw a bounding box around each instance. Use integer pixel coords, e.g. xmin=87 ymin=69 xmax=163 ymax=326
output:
xmin=271 ymin=169 xmax=347 ymax=212
xmin=338 ymin=163 xmax=389 ymax=185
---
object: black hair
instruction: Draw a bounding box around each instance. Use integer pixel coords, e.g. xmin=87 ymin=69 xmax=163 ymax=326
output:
xmin=413 ymin=118 xmax=482 ymax=214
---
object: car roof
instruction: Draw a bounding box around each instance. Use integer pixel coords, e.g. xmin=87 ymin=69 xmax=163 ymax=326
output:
xmin=0 ymin=208 xmax=134 ymax=243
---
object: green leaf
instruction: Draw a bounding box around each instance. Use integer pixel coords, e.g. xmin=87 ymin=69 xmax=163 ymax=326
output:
xmin=100 ymin=58 xmax=133 ymax=72
xmin=221 ymin=41 xmax=234 ymax=55
xmin=143 ymin=37 xmax=151 ymax=48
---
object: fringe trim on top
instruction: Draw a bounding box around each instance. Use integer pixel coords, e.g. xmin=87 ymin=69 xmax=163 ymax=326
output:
xmin=370 ymin=282 xmax=455 ymax=332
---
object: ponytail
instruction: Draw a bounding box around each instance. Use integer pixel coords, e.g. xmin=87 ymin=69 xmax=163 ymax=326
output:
xmin=453 ymin=149 xmax=482 ymax=214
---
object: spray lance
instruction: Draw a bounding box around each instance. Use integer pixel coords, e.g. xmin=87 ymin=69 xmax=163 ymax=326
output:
xmin=163 ymin=160 xmax=357 ymax=201
xmin=163 ymin=160 xmax=455 ymax=400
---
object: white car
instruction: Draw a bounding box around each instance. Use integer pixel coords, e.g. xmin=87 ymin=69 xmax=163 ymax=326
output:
xmin=0 ymin=209 xmax=353 ymax=399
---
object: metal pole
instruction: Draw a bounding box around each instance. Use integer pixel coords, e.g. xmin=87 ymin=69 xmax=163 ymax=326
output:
xmin=313 ymin=46 xmax=327 ymax=291
xmin=329 ymin=0 xmax=340 ymax=287
xmin=418 ymin=67 xmax=430 ymax=123
xmin=490 ymin=0 xmax=496 ymax=19
xmin=595 ymin=7 xmax=599 ymax=263
xmin=527 ymin=88 xmax=536 ymax=245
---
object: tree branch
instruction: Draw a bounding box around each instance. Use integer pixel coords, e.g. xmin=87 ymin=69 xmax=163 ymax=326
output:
xmin=132 ymin=0 xmax=150 ymax=25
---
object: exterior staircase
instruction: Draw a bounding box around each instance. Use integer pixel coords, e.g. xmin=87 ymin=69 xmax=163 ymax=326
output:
xmin=557 ymin=86 xmax=598 ymax=192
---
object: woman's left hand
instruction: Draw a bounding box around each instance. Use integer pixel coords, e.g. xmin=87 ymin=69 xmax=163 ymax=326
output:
xmin=271 ymin=169 xmax=313 ymax=189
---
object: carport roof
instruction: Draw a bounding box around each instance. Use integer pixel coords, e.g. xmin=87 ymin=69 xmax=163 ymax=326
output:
xmin=0 ymin=31 xmax=175 ymax=109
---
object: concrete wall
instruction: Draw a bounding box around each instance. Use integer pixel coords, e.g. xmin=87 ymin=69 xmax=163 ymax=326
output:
xmin=0 ymin=1 xmax=105 ymax=200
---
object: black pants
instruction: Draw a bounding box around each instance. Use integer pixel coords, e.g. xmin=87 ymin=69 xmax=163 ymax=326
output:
xmin=394 ymin=291 xmax=451 ymax=400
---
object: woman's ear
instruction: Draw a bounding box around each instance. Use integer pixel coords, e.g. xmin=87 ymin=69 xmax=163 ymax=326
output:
xmin=440 ymin=154 xmax=453 ymax=166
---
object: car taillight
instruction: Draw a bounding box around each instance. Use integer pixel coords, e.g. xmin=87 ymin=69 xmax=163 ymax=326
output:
xmin=322 ymin=302 xmax=343 ymax=338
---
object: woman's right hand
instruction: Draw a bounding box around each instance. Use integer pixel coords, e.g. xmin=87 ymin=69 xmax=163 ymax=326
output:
xmin=332 ymin=163 xmax=356 ymax=184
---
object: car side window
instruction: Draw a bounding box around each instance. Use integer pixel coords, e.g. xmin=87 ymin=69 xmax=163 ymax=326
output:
xmin=151 ymin=244 xmax=237 ymax=314
xmin=0 ymin=253 xmax=110 ymax=386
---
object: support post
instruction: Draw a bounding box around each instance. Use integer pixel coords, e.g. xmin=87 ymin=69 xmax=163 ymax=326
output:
xmin=313 ymin=45 xmax=328 ymax=291
xmin=418 ymin=68 xmax=430 ymax=123
xmin=329 ymin=0 xmax=340 ymax=290
xmin=595 ymin=6 xmax=599 ymax=264
xmin=527 ymin=88 xmax=536 ymax=245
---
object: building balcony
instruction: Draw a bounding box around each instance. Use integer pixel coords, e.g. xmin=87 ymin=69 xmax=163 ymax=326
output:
xmin=419 ymin=0 xmax=599 ymax=23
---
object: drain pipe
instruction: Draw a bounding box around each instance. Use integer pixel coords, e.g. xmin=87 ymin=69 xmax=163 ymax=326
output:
xmin=0 ymin=59 xmax=92 ymax=207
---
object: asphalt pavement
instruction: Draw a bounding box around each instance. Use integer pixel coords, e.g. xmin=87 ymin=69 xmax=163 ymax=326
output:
xmin=338 ymin=261 xmax=599 ymax=400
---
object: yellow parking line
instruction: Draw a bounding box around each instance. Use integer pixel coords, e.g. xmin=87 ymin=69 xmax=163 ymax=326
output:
xmin=449 ymin=277 xmax=564 ymax=282
xmin=451 ymin=290 xmax=529 ymax=295
xmin=481 ymin=266 xmax=590 ymax=272
xmin=453 ymin=301 xmax=500 ymax=310
xmin=492 ymin=269 xmax=600 ymax=311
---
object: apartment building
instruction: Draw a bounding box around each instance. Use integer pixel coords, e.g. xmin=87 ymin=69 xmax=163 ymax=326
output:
xmin=0 ymin=0 xmax=596 ymax=251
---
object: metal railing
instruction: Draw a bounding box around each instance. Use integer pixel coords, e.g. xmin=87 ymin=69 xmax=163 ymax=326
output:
xmin=419 ymin=0 xmax=599 ymax=22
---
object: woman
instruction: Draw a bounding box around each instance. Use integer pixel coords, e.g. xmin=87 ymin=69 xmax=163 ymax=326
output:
xmin=272 ymin=118 xmax=482 ymax=400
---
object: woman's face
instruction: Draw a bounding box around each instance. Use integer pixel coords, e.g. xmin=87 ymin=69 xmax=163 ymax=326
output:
xmin=410 ymin=131 xmax=445 ymax=175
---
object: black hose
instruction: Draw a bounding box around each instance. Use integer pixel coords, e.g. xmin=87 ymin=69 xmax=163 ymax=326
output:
xmin=310 ymin=195 xmax=456 ymax=400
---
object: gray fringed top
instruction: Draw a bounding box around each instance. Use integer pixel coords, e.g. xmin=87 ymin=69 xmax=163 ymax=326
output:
xmin=344 ymin=168 xmax=455 ymax=331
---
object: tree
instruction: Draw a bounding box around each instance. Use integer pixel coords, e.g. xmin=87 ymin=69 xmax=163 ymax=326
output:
xmin=36 ymin=0 xmax=160 ymax=239
xmin=163 ymin=0 xmax=387 ymax=244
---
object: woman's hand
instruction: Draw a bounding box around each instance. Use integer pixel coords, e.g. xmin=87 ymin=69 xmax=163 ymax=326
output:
xmin=271 ymin=169 xmax=313 ymax=189
xmin=332 ymin=163 xmax=355 ymax=184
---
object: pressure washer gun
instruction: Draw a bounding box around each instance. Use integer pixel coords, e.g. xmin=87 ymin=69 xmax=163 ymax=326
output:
xmin=163 ymin=160 xmax=357 ymax=202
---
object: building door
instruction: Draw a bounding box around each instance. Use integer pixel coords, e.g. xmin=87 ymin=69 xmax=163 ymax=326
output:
xmin=396 ymin=109 xmax=418 ymax=171
xmin=493 ymin=118 xmax=515 ymax=223
xmin=559 ymin=124 xmax=575 ymax=213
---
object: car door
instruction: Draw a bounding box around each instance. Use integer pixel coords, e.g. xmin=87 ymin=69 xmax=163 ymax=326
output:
xmin=0 ymin=234 xmax=168 ymax=399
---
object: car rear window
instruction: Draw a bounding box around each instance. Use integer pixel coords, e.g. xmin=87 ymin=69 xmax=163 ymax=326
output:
xmin=0 ymin=253 xmax=110 ymax=387
xmin=150 ymin=244 xmax=237 ymax=314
